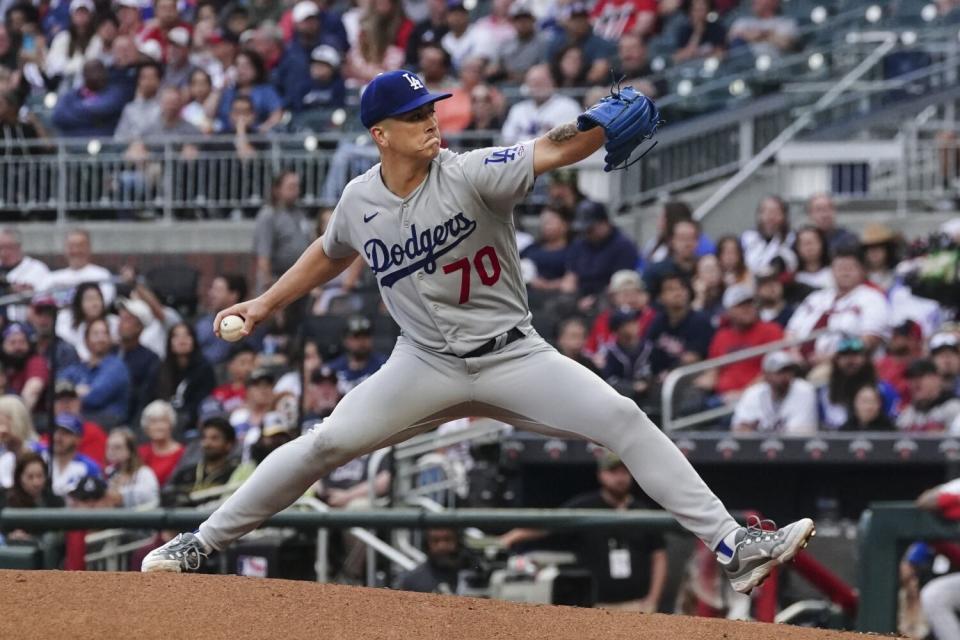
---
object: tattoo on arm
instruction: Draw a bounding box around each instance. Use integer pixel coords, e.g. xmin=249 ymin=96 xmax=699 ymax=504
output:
xmin=546 ymin=122 xmax=579 ymax=144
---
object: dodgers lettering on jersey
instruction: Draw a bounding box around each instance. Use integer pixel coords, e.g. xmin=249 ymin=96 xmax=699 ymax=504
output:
xmin=322 ymin=141 xmax=537 ymax=356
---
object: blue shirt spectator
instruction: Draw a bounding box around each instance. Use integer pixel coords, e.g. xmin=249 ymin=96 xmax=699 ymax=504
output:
xmin=566 ymin=201 xmax=639 ymax=299
xmin=52 ymin=59 xmax=128 ymax=137
xmin=45 ymin=413 xmax=103 ymax=497
xmin=327 ymin=316 xmax=387 ymax=395
xmin=58 ymin=318 xmax=130 ymax=427
xmin=297 ymin=46 xmax=347 ymax=112
xmin=217 ymin=49 xmax=284 ymax=131
xmin=646 ymin=273 xmax=714 ymax=376
xmin=273 ymin=2 xmax=348 ymax=110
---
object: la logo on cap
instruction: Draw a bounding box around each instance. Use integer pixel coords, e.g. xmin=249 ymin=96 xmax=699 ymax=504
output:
xmin=403 ymin=73 xmax=424 ymax=91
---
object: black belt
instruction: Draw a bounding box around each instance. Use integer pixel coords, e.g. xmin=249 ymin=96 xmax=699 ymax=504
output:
xmin=460 ymin=328 xmax=525 ymax=359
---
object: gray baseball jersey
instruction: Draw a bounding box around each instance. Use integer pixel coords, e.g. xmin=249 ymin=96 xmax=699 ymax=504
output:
xmin=196 ymin=143 xmax=741 ymax=559
xmin=322 ymin=142 xmax=535 ymax=356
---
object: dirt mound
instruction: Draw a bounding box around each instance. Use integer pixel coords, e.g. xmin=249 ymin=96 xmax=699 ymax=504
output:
xmin=0 ymin=570 xmax=873 ymax=640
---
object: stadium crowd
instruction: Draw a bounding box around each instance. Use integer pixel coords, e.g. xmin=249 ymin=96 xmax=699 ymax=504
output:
xmin=0 ymin=0 xmax=811 ymax=145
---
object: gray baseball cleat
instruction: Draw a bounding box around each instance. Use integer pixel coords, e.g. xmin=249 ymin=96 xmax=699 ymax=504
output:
xmin=722 ymin=516 xmax=816 ymax=594
xmin=141 ymin=532 xmax=209 ymax=573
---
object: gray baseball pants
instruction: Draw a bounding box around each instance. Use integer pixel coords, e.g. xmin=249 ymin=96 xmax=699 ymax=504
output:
xmin=922 ymin=573 xmax=960 ymax=640
xmin=199 ymin=334 xmax=740 ymax=551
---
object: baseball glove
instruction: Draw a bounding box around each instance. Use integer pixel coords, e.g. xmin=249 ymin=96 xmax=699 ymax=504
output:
xmin=577 ymin=85 xmax=663 ymax=172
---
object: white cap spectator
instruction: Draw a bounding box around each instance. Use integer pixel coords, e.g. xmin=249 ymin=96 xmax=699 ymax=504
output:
xmin=137 ymin=39 xmax=163 ymax=61
xmin=931 ymin=332 xmax=960 ymax=353
xmin=762 ymin=350 xmax=798 ymax=373
xmin=116 ymin=0 xmax=142 ymax=8
xmin=70 ymin=0 xmax=95 ymax=13
xmin=117 ymin=298 xmax=155 ymax=330
xmin=509 ymin=0 xmax=535 ymax=18
xmin=722 ymin=282 xmax=756 ymax=309
xmin=608 ymin=270 xmax=643 ymax=293
xmin=292 ymin=1 xmax=320 ymax=23
xmin=311 ymin=44 xmax=341 ymax=68
xmin=167 ymin=26 xmax=191 ymax=48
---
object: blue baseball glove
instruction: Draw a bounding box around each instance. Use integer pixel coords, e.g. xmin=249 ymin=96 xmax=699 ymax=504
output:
xmin=577 ymin=86 xmax=662 ymax=172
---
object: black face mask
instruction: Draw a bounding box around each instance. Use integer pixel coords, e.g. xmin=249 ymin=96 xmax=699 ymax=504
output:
xmin=1 ymin=351 xmax=28 ymax=369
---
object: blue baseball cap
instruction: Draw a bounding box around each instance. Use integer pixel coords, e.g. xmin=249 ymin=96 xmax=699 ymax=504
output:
xmin=54 ymin=413 xmax=84 ymax=436
xmin=359 ymin=70 xmax=451 ymax=129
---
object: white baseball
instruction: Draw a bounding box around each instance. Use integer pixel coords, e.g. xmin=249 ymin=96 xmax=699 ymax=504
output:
xmin=219 ymin=315 xmax=245 ymax=342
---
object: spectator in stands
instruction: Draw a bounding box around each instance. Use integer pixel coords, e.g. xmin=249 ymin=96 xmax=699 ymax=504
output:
xmin=592 ymin=0 xmax=656 ymax=40
xmin=877 ymin=320 xmax=925 ymax=403
xmin=138 ymin=0 xmax=191 ymax=63
xmin=106 ymin=34 xmax=141 ymax=97
xmin=114 ymin=61 xmax=163 ymax=141
xmin=93 ymin=12 xmax=119 ymax=66
xmin=254 ymin=171 xmax=311 ymax=295
xmin=674 ymin=0 xmax=727 ymax=62
xmin=29 ymin=297 xmax=80 ymax=371
xmin=644 ymin=218 xmax=700 ymax=300
xmin=229 ymin=366 xmax=275 ymax=449
xmin=212 ymin=344 xmax=256 ymax=414
xmin=841 ymin=385 xmax=895 ymax=431
xmin=216 ymin=49 xmax=283 ymax=132
xmin=137 ymin=399 xmax=184 ymax=486
xmin=419 ymin=43 xmax=469 ymax=132
xmin=47 ymin=413 xmax=101 ymax=497
xmin=298 ymin=45 xmax=346 ymax=112
xmin=303 ymin=364 xmax=341 ymax=421
xmin=117 ymin=297 xmax=161 ymax=423
xmin=405 ymin=0 xmax=448 ymax=66
xmin=548 ymin=2 xmax=614 ymax=85
xmin=501 ymin=64 xmax=581 ymax=144
xmin=317 ymin=447 xmax=392 ymax=509
xmin=129 ymin=86 xmax=199 ymax=145
xmin=613 ymin=33 xmax=659 ymax=98
xmin=788 ymin=245 xmax=891 ymax=363
xmin=59 ymin=318 xmax=130 ymax=427
xmin=162 ymin=416 xmax=237 ymax=507
xmin=702 ymin=283 xmax=784 ymax=402
xmin=561 ymin=201 xmax=638 ymax=310
xmin=196 ymin=29 xmax=239 ymax=92
xmin=157 ymin=322 xmax=216 ymax=433
xmin=249 ymin=23 xmax=284 ymax=73
xmin=228 ymin=410 xmax=295 ymax=485
xmin=180 ymin=68 xmax=218 ymax=134
xmin=727 ymin=0 xmax=797 ymax=58
xmin=550 ymin=44 xmax=589 ymax=89
xmin=0 ymin=452 xmax=65 ymax=544
xmin=55 ymin=281 xmax=119 ymax=361
xmin=897 ymin=359 xmax=960 ymax=433
xmin=104 ymin=427 xmax=159 ymax=508
xmin=793 ymin=225 xmax=833 ymax=292
xmin=44 ymin=229 xmax=115 ymax=307
xmin=522 ymin=204 xmax=572 ymax=292
xmin=463 ymin=83 xmax=504 ymax=145
xmin=805 ymin=193 xmax=857 ymax=254
xmin=860 ymin=223 xmax=899 ymax=293
xmin=44 ymin=0 xmax=100 ymax=82
xmin=52 ymin=380 xmax=107 ymax=468
xmin=328 ymin=316 xmax=388 ymax=395
xmin=51 ymin=59 xmax=128 ymax=137
xmin=818 ymin=336 xmax=898 ymax=430
xmin=346 ymin=0 xmax=412 ymax=84
xmin=0 ymin=395 xmax=38 ymax=489
xmin=160 ymin=26 xmax=193 ymax=89
xmin=115 ymin=0 xmax=143 ymax=38
xmin=0 ymin=25 xmax=16 ymax=72
xmin=502 ymin=451 xmax=667 ymax=612
xmin=715 ymin=234 xmax=750 ymax=287
xmin=741 ymin=195 xmax=796 ymax=273
xmin=556 ymin=317 xmax=598 ymax=373
xmin=222 ymin=5 xmax=252 ymax=41
xmin=754 ymin=264 xmax=794 ymax=327
xmin=0 ymin=229 xmax=50 ymax=322
xmin=196 ymin=274 xmax=251 ymax=365
xmin=491 ymin=1 xmax=546 ymax=84
xmin=440 ymin=0 xmax=490 ymax=72
xmin=397 ymin=527 xmax=466 ymax=593
xmin=732 ymin=351 xmax=817 ymax=435
xmin=274 ymin=2 xmax=341 ymax=110
xmin=931 ymin=332 xmax=960 ymax=397
xmin=587 ymin=270 xmax=655 ymax=356
xmin=691 ymin=254 xmax=724 ymax=326
xmin=2 ymin=322 xmax=48 ymax=412
xmin=471 ymin=0 xmax=515 ymax=53
xmin=0 ymin=90 xmax=42 ymax=159
xmin=646 ymin=272 xmax=714 ymax=378
xmin=600 ymin=309 xmax=652 ymax=404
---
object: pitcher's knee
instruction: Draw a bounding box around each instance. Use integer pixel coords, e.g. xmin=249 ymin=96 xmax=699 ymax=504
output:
xmin=305 ymin=424 xmax=354 ymax=472
xmin=604 ymin=396 xmax=647 ymax=428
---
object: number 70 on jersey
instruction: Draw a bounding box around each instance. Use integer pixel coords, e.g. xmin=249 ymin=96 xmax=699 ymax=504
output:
xmin=442 ymin=245 xmax=502 ymax=304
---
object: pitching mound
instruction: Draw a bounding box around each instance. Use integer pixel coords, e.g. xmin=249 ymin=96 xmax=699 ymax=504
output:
xmin=0 ymin=570 xmax=872 ymax=640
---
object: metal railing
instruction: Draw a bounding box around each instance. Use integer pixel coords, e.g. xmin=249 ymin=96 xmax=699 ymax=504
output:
xmin=660 ymin=329 xmax=830 ymax=432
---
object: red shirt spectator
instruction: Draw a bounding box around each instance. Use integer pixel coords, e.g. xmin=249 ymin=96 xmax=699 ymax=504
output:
xmin=586 ymin=270 xmax=655 ymax=354
xmin=211 ymin=344 xmax=256 ymax=413
xmin=708 ymin=284 xmax=784 ymax=396
xmin=77 ymin=420 xmax=107 ymax=467
xmin=138 ymin=444 xmax=184 ymax=487
xmin=876 ymin=320 xmax=925 ymax=405
xmin=591 ymin=0 xmax=657 ymax=40
xmin=137 ymin=0 xmax=192 ymax=63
